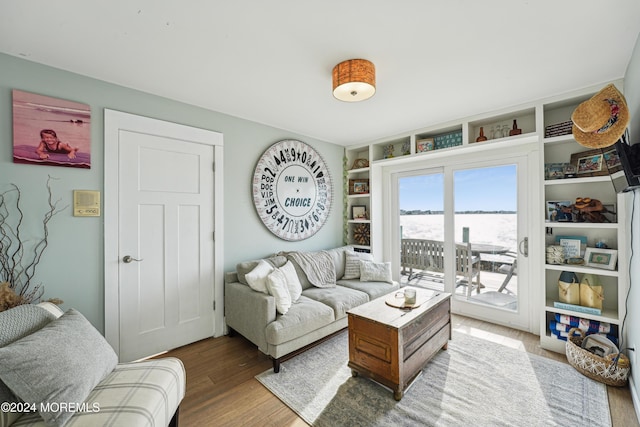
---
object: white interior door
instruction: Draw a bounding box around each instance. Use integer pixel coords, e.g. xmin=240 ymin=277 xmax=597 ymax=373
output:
xmin=104 ymin=110 xmax=224 ymax=362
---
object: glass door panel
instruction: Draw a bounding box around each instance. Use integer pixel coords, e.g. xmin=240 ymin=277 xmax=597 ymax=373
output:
xmin=398 ymin=171 xmax=445 ymax=291
xmin=453 ymin=165 xmax=518 ymax=310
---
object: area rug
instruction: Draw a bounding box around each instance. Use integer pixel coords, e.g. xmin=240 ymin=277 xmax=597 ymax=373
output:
xmin=256 ymin=331 xmax=611 ymax=427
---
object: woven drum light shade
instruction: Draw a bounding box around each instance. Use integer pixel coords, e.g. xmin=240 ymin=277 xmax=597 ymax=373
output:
xmin=332 ymin=59 xmax=376 ymax=102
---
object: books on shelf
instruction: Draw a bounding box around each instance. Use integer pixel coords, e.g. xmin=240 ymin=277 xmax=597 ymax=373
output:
xmin=553 ymin=301 xmax=601 ymax=315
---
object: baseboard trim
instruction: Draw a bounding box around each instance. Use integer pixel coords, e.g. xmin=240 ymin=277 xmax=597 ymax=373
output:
xmin=630 ymin=375 xmax=640 ymax=424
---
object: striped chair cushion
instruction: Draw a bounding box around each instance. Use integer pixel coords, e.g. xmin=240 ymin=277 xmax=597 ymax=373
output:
xmin=11 ymin=357 xmax=185 ymax=427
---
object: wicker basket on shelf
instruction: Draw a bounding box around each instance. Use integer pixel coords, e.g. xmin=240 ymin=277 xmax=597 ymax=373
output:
xmin=565 ymin=328 xmax=630 ymax=387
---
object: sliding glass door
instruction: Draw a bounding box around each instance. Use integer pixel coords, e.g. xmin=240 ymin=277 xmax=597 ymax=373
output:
xmin=395 ymin=155 xmax=530 ymax=327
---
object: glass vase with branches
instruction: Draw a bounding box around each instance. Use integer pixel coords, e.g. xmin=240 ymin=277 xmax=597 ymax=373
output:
xmin=0 ymin=176 xmax=66 ymax=311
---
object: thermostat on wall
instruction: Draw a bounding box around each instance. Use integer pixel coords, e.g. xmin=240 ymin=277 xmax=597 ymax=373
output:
xmin=73 ymin=190 xmax=101 ymax=217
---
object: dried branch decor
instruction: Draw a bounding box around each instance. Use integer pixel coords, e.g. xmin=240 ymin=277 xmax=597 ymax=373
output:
xmin=0 ymin=176 xmax=66 ymax=311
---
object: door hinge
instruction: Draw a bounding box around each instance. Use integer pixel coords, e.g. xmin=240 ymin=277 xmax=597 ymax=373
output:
xmin=213 ymin=162 xmax=215 ymax=172
xmin=213 ymin=300 xmax=216 ymax=311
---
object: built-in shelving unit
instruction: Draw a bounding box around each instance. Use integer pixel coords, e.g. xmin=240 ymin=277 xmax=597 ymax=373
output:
xmin=343 ymin=80 xmax=629 ymax=353
xmin=540 ymin=93 xmax=628 ymax=353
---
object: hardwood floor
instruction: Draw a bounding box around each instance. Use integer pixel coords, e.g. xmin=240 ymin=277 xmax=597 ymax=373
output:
xmin=163 ymin=315 xmax=638 ymax=427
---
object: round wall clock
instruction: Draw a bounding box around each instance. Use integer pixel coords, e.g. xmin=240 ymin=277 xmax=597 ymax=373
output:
xmin=252 ymin=139 xmax=333 ymax=241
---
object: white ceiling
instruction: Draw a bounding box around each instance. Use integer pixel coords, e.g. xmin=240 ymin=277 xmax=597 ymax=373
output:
xmin=2 ymin=1 xmax=640 ymax=146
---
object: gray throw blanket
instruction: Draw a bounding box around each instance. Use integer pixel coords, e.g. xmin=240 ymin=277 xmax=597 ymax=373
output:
xmin=286 ymin=251 xmax=336 ymax=288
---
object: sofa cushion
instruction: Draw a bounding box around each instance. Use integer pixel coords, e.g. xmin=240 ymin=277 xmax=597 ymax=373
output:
xmin=8 ymin=358 xmax=185 ymax=427
xmin=337 ymin=279 xmax=399 ymax=300
xmin=280 ymin=260 xmax=302 ymax=302
xmin=245 ymin=260 xmax=275 ymax=294
xmin=360 ymin=260 xmax=393 ymax=283
xmin=301 ymin=286 xmax=369 ymax=320
xmin=0 ymin=309 xmax=118 ymax=427
xmin=266 ymin=268 xmax=292 ymax=315
xmin=343 ymin=251 xmax=373 ymax=280
xmin=324 ymin=245 xmax=353 ymax=280
xmin=265 ymin=296 xmax=335 ymax=345
xmin=236 ymin=255 xmax=287 ymax=285
xmin=0 ymin=304 xmax=58 ymax=427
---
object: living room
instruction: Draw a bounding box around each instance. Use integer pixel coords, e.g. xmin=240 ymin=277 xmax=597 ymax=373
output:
xmin=1 ymin=2 xmax=640 ymax=426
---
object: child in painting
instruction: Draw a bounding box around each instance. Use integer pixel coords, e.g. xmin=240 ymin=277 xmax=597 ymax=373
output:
xmin=35 ymin=129 xmax=78 ymax=160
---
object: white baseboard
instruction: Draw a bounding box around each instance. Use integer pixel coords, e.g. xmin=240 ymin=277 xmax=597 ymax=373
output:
xmin=630 ymin=375 xmax=640 ymax=424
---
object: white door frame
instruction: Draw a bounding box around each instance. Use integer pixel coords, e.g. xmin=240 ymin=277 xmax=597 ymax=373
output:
xmin=379 ymin=138 xmax=540 ymax=333
xmin=104 ymin=109 xmax=224 ymax=356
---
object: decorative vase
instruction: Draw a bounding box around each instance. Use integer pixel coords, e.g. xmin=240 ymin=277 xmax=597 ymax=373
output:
xmin=509 ymin=119 xmax=522 ymax=136
xmin=476 ymin=127 xmax=487 ymax=142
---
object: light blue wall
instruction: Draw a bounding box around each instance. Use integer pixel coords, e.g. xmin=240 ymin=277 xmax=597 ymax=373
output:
xmin=0 ymin=53 xmax=344 ymax=332
xmin=623 ymin=32 xmax=640 ymax=413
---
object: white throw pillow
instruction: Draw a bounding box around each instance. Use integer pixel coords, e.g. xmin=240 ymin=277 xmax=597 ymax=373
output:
xmin=266 ymin=269 xmax=292 ymax=315
xmin=360 ymin=260 xmax=393 ymax=284
xmin=343 ymin=251 xmax=374 ymax=280
xmin=245 ymin=260 xmax=274 ymax=294
xmin=280 ymin=260 xmax=302 ymax=302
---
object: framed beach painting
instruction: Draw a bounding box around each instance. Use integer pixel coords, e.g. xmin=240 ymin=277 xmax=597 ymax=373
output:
xmin=12 ymin=89 xmax=91 ymax=168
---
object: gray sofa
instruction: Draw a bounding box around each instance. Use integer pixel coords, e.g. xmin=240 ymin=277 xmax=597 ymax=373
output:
xmin=224 ymin=246 xmax=399 ymax=372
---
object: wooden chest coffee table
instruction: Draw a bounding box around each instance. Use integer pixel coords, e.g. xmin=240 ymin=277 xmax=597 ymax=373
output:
xmin=347 ymin=287 xmax=451 ymax=400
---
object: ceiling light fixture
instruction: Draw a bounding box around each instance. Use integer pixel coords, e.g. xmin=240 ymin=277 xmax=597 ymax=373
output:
xmin=332 ymin=59 xmax=376 ymax=102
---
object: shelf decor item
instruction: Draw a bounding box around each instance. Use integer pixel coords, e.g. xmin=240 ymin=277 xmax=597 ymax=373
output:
xmin=544 ymin=120 xmax=573 ymax=138
xmin=546 ymin=201 xmax=573 ymax=222
xmin=350 ymin=158 xmax=369 ymax=170
xmin=476 ymin=127 xmax=487 ymax=142
xmin=509 ymin=119 xmax=522 ymax=136
xmin=580 ymin=273 xmax=604 ymax=310
xmin=349 ymin=179 xmax=369 ymax=195
xmin=559 ymin=238 xmax=582 ymax=259
xmin=401 ymin=140 xmax=410 ymax=156
xmin=433 ymin=131 xmax=462 ymax=149
xmin=544 ymin=163 xmax=566 ymax=179
xmin=602 ymin=146 xmax=623 ymax=174
xmin=558 ymin=271 xmax=580 ymax=304
xmin=416 ymin=138 xmax=435 ymax=153
xmin=566 ymin=328 xmax=630 ymax=387
xmin=571 ymin=148 xmax=606 ymax=177
xmin=563 ymin=163 xmax=577 ymax=178
xmin=584 ymin=247 xmax=618 ymax=270
xmin=546 ymin=245 xmax=565 ymax=265
xmin=383 ymin=145 xmax=394 ymax=159
xmin=353 ymin=223 xmax=370 ymax=245
xmin=571 ymin=83 xmax=629 ymax=149
xmin=351 ymin=205 xmax=367 ymax=220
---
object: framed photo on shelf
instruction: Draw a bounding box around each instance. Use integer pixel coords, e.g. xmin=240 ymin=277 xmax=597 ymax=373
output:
xmin=351 ymin=205 xmax=368 ymax=220
xmin=570 ymin=148 xmax=608 ymax=177
xmin=546 ymin=201 xmax=573 ymax=222
xmin=584 ymin=247 xmax=618 ymax=270
xmin=602 ymin=147 xmax=622 ymax=174
xmin=349 ymin=178 xmax=369 ymax=195
xmin=416 ymin=138 xmax=435 ymax=153
xmin=544 ymin=163 xmax=566 ymax=180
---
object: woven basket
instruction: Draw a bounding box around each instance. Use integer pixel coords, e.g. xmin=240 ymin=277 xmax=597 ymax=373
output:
xmin=565 ymin=328 xmax=630 ymax=387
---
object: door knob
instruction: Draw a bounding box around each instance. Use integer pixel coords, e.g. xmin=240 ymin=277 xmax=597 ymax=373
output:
xmin=123 ymin=255 xmax=143 ymax=263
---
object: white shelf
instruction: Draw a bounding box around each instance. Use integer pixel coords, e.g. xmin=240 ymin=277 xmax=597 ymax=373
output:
xmin=544 ymin=175 xmax=617 ymax=186
xmin=545 ymin=263 xmax=619 ymax=277
xmin=348 ymin=193 xmax=370 ymax=199
xmin=543 ymin=221 xmax=618 ymax=229
xmin=544 ymin=299 xmax=619 ymax=323
xmin=348 ymin=219 xmax=371 ymax=224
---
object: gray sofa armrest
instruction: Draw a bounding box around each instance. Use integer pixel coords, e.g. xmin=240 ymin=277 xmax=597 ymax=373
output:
xmin=224 ymin=280 xmax=276 ymax=353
